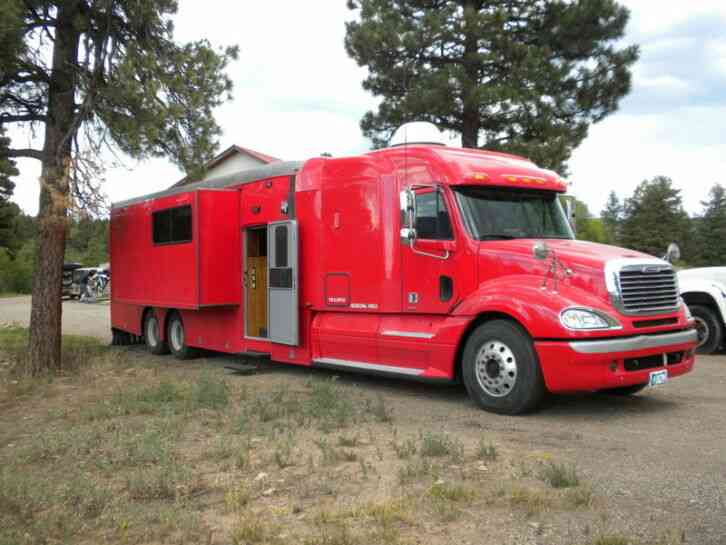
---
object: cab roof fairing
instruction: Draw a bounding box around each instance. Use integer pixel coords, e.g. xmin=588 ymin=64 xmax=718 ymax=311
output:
xmin=368 ymin=145 xmax=568 ymax=193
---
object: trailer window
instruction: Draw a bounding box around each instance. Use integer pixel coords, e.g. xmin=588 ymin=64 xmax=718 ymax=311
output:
xmin=414 ymin=190 xmax=453 ymax=240
xmin=152 ymin=205 xmax=192 ymax=245
xmin=274 ymin=225 xmax=288 ymax=267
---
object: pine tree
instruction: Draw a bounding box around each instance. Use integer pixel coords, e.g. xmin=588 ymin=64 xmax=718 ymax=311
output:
xmin=620 ymin=177 xmax=690 ymax=258
xmin=345 ymin=0 xmax=639 ymax=173
xmin=0 ymin=1 xmax=238 ymax=374
xmin=693 ymin=184 xmax=726 ymax=266
xmin=0 ymin=127 xmax=19 ymax=250
xmin=601 ymin=190 xmax=622 ymax=245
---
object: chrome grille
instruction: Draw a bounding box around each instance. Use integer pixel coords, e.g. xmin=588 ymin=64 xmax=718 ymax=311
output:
xmin=618 ymin=266 xmax=679 ymax=314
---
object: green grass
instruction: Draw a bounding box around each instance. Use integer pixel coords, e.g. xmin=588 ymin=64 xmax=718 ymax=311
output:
xmin=539 ymin=462 xmax=580 ymax=488
xmin=419 ymin=431 xmax=464 ymax=461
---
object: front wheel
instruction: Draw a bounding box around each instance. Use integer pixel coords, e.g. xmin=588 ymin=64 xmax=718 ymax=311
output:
xmin=462 ymin=320 xmax=546 ymax=415
xmin=167 ymin=312 xmax=198 ymax=360
xmin=689 ymin=304 xmax=722 ymax=355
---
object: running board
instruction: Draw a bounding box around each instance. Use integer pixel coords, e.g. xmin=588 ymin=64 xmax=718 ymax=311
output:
xmin=313 ymin=357 xmax=425 ymax=378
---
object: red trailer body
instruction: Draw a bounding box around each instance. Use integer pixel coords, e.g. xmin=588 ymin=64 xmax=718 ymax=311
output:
xmin=110 ymin=143 xmax=697 ymax=414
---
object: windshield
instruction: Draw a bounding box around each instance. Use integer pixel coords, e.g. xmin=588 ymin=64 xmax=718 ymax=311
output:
xmin=454 ymin=187 xmax=574 ymax=240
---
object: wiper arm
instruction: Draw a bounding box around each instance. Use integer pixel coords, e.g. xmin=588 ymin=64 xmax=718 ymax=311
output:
xmin=479 ymin=234 xmax=518 ymax=240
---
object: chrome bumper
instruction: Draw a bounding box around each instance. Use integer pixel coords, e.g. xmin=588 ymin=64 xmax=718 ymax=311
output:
xmin=568 ymin=329 xmax=698 ymax=355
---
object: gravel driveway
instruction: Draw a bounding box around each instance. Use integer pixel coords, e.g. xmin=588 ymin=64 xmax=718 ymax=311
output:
xmin=2 ymin=295 xmax=725 ymax=543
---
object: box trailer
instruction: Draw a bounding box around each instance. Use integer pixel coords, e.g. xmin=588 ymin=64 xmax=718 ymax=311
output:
xmin=110 ymin=125 xmax=697 ymax=413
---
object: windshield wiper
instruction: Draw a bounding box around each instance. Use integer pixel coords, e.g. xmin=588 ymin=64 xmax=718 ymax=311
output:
xmin=479 ymin=234 xmax=518 ymax=240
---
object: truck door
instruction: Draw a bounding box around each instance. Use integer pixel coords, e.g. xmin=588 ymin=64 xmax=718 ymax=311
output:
xmin=400 ymin=187 xmax=459 ymax=314
xmin=267 ymin=220 xmax=299 ymax=345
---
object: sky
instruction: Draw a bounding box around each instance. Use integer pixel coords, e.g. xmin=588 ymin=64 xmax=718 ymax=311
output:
xmin=8 ymin=0 xmax=726 ymax=217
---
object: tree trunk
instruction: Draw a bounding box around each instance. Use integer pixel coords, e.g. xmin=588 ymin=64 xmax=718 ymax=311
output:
xmin=28 ymin=2 xmax=81 ymax=375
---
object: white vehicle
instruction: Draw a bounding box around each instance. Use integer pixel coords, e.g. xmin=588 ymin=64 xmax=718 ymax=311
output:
xmin=663 ymin=243 xmax=726 ymax=354
xmin=678 ymin=267 xmax=726 ymax=354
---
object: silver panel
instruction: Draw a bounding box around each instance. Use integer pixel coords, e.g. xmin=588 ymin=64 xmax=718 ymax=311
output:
xmin=314 ymin=357 xmax=424 ymax=376
xmin=267 ymin=220 xmax=299 ymax=345
xmin=568 ymin=329 xmax=697 ymax=354
xmin=381 ymin=330 xmax=435 ymax=339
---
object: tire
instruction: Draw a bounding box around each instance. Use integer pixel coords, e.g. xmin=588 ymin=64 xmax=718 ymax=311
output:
xmin=690 ymin=304 xmax=722 ymax=355
xmin=144 ymin=310 xmax=169 ymax=355
xmin=461 ymin=320 xmax=546 ymax=415
xmin=167 ymin=312 xmax=198 ymax=360
xmin=600 ymin=383 xmax=648 ymax=396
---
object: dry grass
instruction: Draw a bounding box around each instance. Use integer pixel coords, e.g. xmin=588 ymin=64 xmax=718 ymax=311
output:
xmin=0 ymin=326 xmax=687 ymax=545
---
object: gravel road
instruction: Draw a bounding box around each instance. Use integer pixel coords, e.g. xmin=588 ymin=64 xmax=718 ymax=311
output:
xmin=1 ymin=295 xmax=725 ymax=543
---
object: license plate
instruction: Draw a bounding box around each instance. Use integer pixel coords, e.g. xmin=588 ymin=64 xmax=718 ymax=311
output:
xmin=649 ymin=369 xmax=668 ymax=387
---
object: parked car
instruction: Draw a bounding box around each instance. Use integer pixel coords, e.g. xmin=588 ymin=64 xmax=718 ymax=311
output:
xmin=62 ymin=263 xmax=82 ymax=298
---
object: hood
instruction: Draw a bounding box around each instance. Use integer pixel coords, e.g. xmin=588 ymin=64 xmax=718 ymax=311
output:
xmin=478 ymin=239 xmax=655 ymax=304
xmin=678 ymin=266 xmax=726 ymax=287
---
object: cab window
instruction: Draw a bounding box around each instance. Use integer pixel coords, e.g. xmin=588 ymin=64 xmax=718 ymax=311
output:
xmin=414 ymin=190 xmax=454 ymax=240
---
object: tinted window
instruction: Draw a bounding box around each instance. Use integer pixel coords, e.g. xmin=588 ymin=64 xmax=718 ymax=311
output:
xmin=153 ymin=205 xmax=192 ymax=245
xmin=275 ymin=225 xmax=288 ymax=267
xmin=415 ymin=190 xmax=453 ymax=240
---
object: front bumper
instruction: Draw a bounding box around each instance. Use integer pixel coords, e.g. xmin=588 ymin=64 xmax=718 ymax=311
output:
xmin=535 ymin=329 xmax=697 ymax=393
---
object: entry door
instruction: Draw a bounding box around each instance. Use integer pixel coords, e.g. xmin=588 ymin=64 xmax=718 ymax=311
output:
xmin=267 ymin=220 xmax=299 ymax=345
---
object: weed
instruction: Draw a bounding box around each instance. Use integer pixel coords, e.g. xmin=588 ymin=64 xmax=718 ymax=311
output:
xmin=59 ymin=475 xmax=112 ymax=519
xmin=365 ymin=394 xmax=393 ymax=423
xmin=508 ymin=486 xmax=554 ymax=516
xmin=566 ymin=485 xmax=594 ymax=508
xmin=337 ymin=435 xmax=359 ymax=448
xmin=591 ymin=537 xmax=631 ymax=545
xmin=428 ymin=482 xmax=476 ymax=502
xmin=225 ymin=481 xmax=252 ymax=512
xmin=477 ymin=439 xmax=498 ymax=461
xmin=391 ymin=437 xmax=417 ymax=459
xmin=419 ymin=431 xmax=464 ymax=461
xmin=307 ymin=378 xmax=355 ymax=431
xmin=126 ymin=460 xmax=190 ymax=500
xmin=231 ymin=516 xmax=270 ymax=544
xmin=539 ymin=462 xmax=580 ymax=488
xmin=274 ymin=435 xmax=295 ymax=468
xmin=192 ymin=371 xmax=229 ymax=410
xmin=398 ymin=458 xmax=437 ymax=484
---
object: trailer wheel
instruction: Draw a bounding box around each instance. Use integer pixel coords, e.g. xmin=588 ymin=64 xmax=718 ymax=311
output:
xmin=167 ymin=313 xmax=198 ymax=360
xmin=144 ymin=311 xmax=169 ymax=355
xmin=689 ymin=304 xmax=722 ymax=355
xmin=462 ymin=320 xmax=545 ymax=415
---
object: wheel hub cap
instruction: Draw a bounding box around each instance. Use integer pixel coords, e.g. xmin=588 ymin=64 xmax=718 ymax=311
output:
xmin=475 ymin=340 xmax=517 ymax=398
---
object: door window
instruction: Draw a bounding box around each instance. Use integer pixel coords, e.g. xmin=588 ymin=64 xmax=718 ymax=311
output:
xmin=414 ymin=190 xmax=453 ymax=240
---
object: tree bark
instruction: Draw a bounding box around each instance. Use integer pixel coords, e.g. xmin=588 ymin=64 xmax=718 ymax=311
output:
xmin=28 ymin=1 xmax=81 ymax=375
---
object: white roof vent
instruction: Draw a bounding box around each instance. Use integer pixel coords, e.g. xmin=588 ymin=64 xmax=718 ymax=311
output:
xmin=389 ymin=121 xmax=447 ymax=147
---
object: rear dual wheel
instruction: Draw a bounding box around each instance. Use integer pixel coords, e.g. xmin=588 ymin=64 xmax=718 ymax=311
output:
xmin=462 ymin=320 xmax=545 ymax=415
xmin=167 ymin=312 xmax=198 ymax=360
xmin=144 ymin=311 xmax=169 ymax=355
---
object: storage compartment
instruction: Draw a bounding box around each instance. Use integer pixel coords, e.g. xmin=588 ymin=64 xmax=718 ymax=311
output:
xmin=111 ymin=188 xmax=240 ymax=309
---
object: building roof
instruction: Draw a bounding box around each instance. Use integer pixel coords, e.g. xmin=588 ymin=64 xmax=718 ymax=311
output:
xmin=173 ymin=145 xmax=282 ymax=187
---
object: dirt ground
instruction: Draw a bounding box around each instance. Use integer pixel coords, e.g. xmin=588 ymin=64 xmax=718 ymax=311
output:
xmin=1 ymin=298 xmax=726 ymax=544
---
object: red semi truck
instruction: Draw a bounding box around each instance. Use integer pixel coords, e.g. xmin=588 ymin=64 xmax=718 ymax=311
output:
xmin=110 ymin=126 xmax=697 ymax=414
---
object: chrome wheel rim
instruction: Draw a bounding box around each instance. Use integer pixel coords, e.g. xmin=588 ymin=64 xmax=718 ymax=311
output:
xmin=146 ymin=316 xmax=159 ymax=346
xmin=694 ymin=316 xmax=710 ymax=348
xmin=475 ymin=340 xmax=517 ymax=398
xmin=170 ymin=320 xmax=184 ymax=351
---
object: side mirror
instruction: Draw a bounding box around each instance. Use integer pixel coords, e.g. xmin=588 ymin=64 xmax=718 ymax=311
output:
xmin=665 ymin=242 xmax=681 ymax=263
xmin=399 ymin=188 xmax=417 ymax=242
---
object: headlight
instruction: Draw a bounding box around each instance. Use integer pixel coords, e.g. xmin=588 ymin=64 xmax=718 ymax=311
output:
xmin=560 ymin=307 xmax=621 ymax=330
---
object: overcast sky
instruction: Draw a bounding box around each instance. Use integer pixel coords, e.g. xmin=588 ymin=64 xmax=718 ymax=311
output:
xmin=8 ymin=0 xmax=726 ymax=217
